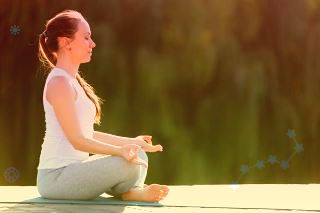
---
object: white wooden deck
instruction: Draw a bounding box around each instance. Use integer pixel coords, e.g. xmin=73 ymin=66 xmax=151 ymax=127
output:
xmin=0 ymin=184 xmax=319 ymax=212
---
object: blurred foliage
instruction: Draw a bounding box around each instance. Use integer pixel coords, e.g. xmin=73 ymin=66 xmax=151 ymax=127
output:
xmin=1 ymin=0 xmax=320 ymax=185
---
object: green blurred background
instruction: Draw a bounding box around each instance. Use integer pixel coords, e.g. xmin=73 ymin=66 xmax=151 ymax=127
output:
xmin=1 ymin=0 xmax=319 ymax=186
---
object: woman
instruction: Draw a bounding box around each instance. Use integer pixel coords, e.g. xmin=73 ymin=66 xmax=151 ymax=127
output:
xmin=37 ymin=9 xmax=169 ymax=202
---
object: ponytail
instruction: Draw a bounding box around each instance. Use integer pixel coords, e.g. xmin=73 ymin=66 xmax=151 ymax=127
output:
xmin=38 ymin=32 xmax=56 ymax=69
xmin=76 ymin=73 xmax=104 ymax=125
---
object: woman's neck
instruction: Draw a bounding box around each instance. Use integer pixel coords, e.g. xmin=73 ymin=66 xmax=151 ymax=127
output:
xmin=55 ymin=54 xmax=79 ymax=79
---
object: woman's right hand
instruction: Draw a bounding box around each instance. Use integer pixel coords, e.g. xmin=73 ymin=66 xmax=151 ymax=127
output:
xmin=135 ymin=135 xmax=163 ymax=152
xmin=119 ymin=144 xmax=148 ymax=168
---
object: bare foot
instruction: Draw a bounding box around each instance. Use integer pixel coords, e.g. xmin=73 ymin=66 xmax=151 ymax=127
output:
xmin=121 ymin=184 xmax=169 ymax=202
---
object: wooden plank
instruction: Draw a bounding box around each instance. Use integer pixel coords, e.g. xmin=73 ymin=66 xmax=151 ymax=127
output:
xmin=0 ymin=203 xmax=315 ymax=213
xmin=0 ymin=185 xmax=319 ymax=212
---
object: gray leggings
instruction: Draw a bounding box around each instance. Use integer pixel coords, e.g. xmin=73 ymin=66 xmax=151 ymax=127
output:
xmin=37 ymin=150 xmax=148 ymax=200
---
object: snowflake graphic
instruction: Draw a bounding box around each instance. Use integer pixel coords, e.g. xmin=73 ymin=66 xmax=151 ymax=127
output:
xmin=229 ymin=181 xmax=240 ymax=190
xmin=255 ymin=160 xmax=265 ymax=169
xmin=240 ymin=164 xmax=249 ymax=174
xmin=294 ymin=143 xmax=304 ymax=153
xmin=268 ymin=155 xmax=278 ymax=164
xmin=280 ymin=160 xmax=289 ymax=170
xmin=4 ymin=167 xmax=20 ymax=183
xmin=231 ymin=129 xmax=304 ymax=184
xmin=287 ymin=129 xmax=296 ymax=139
xmin=9 ymin=25 xmax=21 ymax=36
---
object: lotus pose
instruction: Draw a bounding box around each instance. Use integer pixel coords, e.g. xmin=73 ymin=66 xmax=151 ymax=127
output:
xmin=36 ymin=9 xmax=169 ymax=202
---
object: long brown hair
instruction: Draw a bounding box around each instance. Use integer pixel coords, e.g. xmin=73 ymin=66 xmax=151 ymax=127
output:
xmin=38 ymin=9 xmax=103 ymax=125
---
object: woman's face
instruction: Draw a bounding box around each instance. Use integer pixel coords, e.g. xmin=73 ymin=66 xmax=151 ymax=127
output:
xmin=67 ymin=19 xmax=96 ymax=64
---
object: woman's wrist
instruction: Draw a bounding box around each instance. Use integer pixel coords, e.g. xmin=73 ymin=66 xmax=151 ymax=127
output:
xmin=124 ymin=137 xmax=141 ymax=146
xmin=110 ymin=145 xmax=122 ymax=156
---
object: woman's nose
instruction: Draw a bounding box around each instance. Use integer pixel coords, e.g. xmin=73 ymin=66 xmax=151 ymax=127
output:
xmin=91 ymin=40 xmax=96 ymax=48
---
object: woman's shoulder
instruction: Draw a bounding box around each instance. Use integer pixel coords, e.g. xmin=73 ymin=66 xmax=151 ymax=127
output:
xmin=46 ymin=75 xmax=76 ymax=105
xmin=47 ymin=68 xmax=72 ymax=87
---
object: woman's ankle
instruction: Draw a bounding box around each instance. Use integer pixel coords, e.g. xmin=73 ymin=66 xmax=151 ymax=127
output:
xmin=120 ymin=187 xmax=140 ymax=200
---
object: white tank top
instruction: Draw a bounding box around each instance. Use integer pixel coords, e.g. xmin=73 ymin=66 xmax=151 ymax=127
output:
xmin=37 ymin=67 xmax=96 ymax=169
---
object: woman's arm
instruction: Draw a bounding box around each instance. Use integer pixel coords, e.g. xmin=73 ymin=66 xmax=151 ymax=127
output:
xmin=93 ymin=131 xmax=137 ymax=147
xmin=47 ymin=76 xmax=123 ymax=155
xmin=93 ymin=131 xmax=164 ymax=153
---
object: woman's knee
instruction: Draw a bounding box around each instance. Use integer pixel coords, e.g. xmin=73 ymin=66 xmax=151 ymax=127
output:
xmin=113 ymin=156 xmax=141 ymax=179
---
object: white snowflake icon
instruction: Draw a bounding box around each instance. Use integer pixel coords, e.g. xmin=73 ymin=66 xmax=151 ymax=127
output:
xmin=256 ymin=160 xmax=265 ymax=169
xmin=294 ymin=143 xmax=304 ymax=153
xmin=9 ymin=25 xmax=21 ymax=36
xmin=229 ymin=181 xmax=240 ymax=190
xmin=268 ymin=155 xmax=278 ymax=164
xmin=4 ymin=167 xmax=20 ymax=183
xmin=287 ymin=129 xmax=296 ymax=139
xmin=240 ymin=164 xmax=249 ymax=174
xmin=280 ymin=160 xmax=289 ymax=170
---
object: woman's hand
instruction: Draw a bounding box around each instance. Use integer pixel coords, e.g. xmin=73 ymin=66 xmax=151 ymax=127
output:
xmin=119 ymin=144 xmax=148 ymax=168
xmin=135 ymin=135 xmax=163 ymax=153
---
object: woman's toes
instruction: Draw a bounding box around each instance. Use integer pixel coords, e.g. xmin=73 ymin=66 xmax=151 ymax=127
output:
xmin=159 ymin=190 xmax=166 ymax=199
xmin=157 ymin=195 xmax=163 ymax=201
xmin=160 ymin=186 xmax=169 ymax=194
xmin=145 ymin=184 xmax=169 ymax=201
xmin=158 ymin=186 xmax=168 ymax=198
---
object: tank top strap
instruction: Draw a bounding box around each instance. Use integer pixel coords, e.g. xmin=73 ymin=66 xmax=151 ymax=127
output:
xmin=48 ymin=67 xmax=76 ymax=82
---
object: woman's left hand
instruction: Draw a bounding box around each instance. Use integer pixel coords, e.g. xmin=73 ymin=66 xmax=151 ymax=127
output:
xmin=135 ymin=135 xmax=163 ymax=152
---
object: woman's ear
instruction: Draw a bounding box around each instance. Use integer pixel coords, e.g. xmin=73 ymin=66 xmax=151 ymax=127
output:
xmin=57 ymin=37 xmax=72 ymax=50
